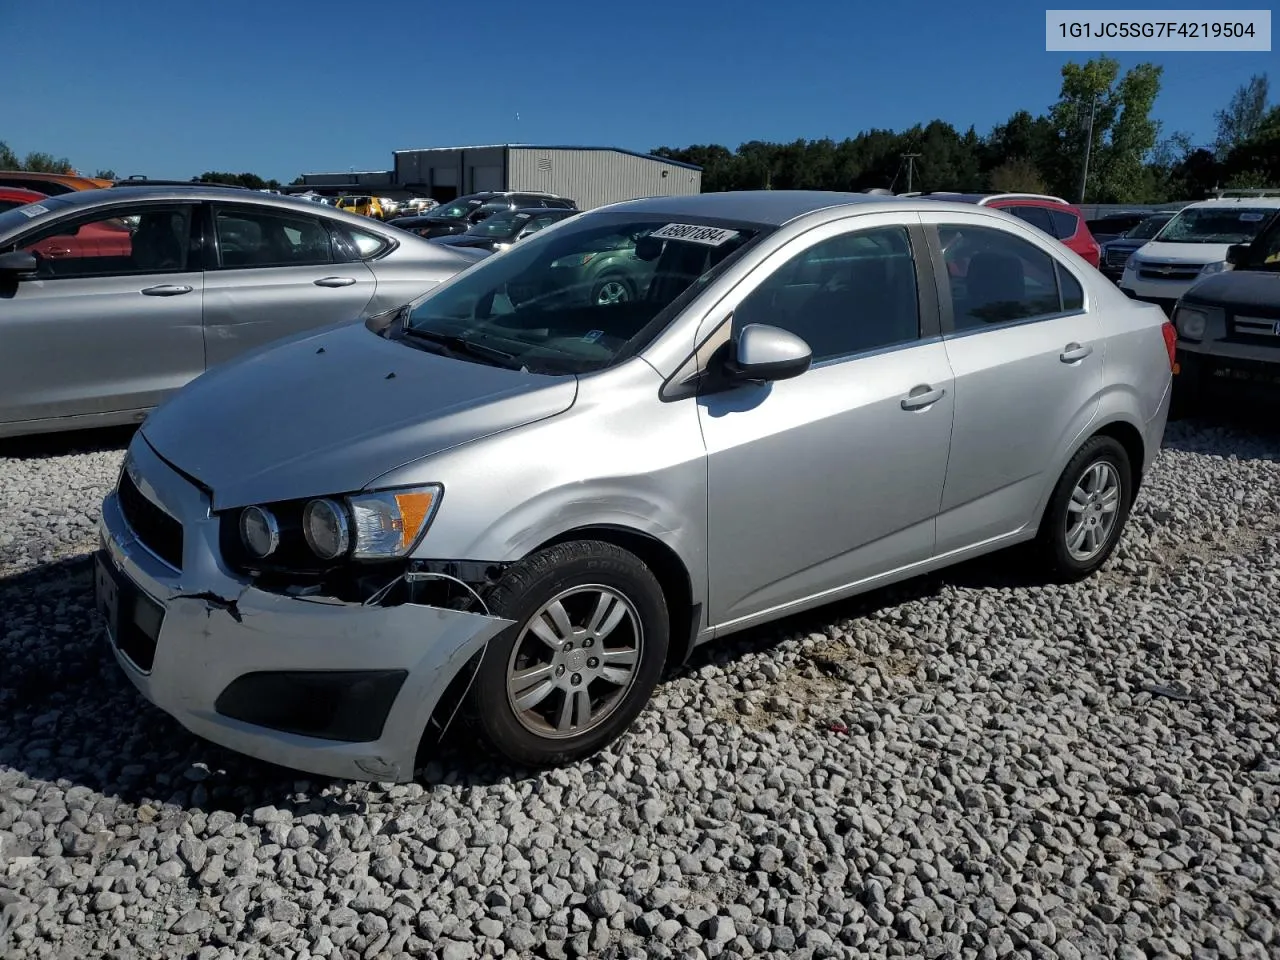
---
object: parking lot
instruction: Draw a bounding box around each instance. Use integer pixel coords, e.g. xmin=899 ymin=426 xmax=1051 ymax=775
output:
xmin=1 ymin=409 xmax=1277 ymax=960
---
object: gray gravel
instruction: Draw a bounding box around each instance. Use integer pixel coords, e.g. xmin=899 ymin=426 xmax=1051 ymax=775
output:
xmin=2 ymin=417 xmax=1279 ymax=960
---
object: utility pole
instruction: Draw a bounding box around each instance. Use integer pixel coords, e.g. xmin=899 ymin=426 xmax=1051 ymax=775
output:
xmin=902 ymin=153 xmax=921 ymax=193
xmin=1078 ymin=96 xmax=1098 ymax=204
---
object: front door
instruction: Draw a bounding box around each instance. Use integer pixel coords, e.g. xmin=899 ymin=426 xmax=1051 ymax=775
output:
xmin=697 ymin=216 xmax=955 ymax=630
xmin=0 ymin=202 xmax=204 ymax=426
xmin=921 ymin=215 xmax=1104 ymax=554
xmin=202 ymin=203 xmax=376 ymax=366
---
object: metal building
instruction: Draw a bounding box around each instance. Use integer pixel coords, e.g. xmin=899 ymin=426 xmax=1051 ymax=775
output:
xmin=295 ymin=145 xmax=702 ymax=209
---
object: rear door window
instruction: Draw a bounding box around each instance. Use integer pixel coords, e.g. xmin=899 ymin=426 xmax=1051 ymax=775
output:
xmin=1006 ymin=204 xmax=1055 ymax=235
xmin=1048 ymin=209 xmax=1080 ymax=240
xmin=17 ymin=205 xmax=193 ymax=278
xmin=214 ymin=207 xmax=334 ymax=268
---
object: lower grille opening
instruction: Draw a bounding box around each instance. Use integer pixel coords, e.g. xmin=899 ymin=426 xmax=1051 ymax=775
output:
xmin=118 ymin=469 xmax=184 ymax=570
xmin=214 ymin=670 xmax=409 ymax=742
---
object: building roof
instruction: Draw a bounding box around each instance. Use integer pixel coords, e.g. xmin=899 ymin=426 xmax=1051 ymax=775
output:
xmin=391 ymin=143 xmax=703 ymax=172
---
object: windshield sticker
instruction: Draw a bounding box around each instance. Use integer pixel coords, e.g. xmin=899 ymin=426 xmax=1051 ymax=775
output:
xmin=1239 ymin=212 xmax=1266 ymax=221
xmin=583 ymin=330 xmax=604 ymax=343
xmin=17 ymin=203 xmax=50 ymax=218
xmin=649 ymin=223 xmax=740 ymax=246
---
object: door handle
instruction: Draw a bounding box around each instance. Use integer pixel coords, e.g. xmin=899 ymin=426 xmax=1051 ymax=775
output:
xmin=314 ymin=276 xmax=357 ymax=287
xmin=140 ymin=284 xmax=193 ymax=296
xmin=901 ymin=385 xmax=946 ymax=411
xmin=1060 ymin=342 xmax=1093 ymax=363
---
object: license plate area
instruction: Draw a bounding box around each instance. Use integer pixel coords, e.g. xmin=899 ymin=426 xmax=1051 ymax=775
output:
xmin=94 ymin=550 xmax=165 ymax=673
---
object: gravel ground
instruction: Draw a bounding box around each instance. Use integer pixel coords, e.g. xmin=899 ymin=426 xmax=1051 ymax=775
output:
xmin=1 ymin=416 xmax=1278 ymax=960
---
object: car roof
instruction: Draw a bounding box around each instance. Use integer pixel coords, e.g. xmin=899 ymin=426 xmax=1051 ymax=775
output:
xmin=1183 ymin=196 xmax=1280 ymax=210
xmin=600 ymin=190 xmax=908 ymax=226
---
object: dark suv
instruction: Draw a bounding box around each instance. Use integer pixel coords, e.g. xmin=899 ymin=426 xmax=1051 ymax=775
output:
xmin=390 ymin=192 xmax=575 ymax=239
xmin=1170 ymin=210 xmax=1280 ymax=412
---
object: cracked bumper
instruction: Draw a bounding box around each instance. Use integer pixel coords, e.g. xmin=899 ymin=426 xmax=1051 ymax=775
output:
xmin=96 ymin=436 xmax=512 ymax=782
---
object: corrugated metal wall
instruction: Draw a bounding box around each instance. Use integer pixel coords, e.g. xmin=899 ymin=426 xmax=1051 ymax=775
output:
xmin=508 ymin=149 xmax=702 ymax=209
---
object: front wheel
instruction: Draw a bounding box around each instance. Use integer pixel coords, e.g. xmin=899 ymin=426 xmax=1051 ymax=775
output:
xmin=1034 ymin=435 xmax=1133 ymax=583
xmin=465 ymin=540 xmax=668 ymax=767
xmin=591 ymin=275 xmax=633 ymax=306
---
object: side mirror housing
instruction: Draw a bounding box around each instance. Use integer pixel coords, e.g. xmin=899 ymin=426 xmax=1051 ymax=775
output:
xmin=0 ymin=250 xmax=38 ymax=279
xmin=1225 ymin=243 xmax=1252 ymax=267
xmin=724 ymin=324 xmax=812 ymax=383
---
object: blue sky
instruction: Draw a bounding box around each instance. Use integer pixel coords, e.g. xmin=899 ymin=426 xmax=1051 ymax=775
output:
xmin=1 ymin=1 xmax=1272 ymax=181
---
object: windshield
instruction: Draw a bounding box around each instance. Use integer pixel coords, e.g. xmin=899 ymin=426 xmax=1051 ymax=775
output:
xmin=0 ymin=194 xmax=74 ymax=238
xmin=466 ymin=211 xmax=533 ymax=238
xmin=429 ymin=198 xmax=484 ymax=220
xmin=1124 ymin=215 xmax=1172 ymax=240
xmin=402 ymin=214 xmax=767 ymax=375
xmin=1153 ymin=207 xmax=1276 ymax=244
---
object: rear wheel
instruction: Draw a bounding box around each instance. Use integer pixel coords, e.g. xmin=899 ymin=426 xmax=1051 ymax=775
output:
xmin=1034 ymin=435 xmax=1133 ymax=583
xmin=465 ymin=541 xmax=668 ymax=767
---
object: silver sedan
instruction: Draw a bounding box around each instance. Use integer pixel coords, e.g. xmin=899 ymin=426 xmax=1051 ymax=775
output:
xmin=97 ymin=190 xmax=1174 ymax=781
xmin=0 ymin=186 xmax=479 ymax=437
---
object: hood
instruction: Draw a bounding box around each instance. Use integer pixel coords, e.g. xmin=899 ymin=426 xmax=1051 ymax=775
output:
xmin=1131 ymin=240 xmax=1234 ymax=266
xmin=141 ymin=322 xmax=578 ymax=510
xmin=433 ymin=234 xmax=498 ymax=249
xmin=1184 ymin=270 xmax=1280 ymax=314
xmin=1103 ymin=237 xmax=1147 ymax=252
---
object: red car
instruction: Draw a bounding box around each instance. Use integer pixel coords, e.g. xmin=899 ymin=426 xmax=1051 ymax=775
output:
xmin=0 ymin=186 xmax=48 ymax=214
xmin=914 ymin=192 xmax=1102 ymax=268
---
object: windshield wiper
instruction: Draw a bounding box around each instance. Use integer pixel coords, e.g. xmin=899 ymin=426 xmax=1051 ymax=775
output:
xmin=402 ymin=327 xmax=526 ymax=370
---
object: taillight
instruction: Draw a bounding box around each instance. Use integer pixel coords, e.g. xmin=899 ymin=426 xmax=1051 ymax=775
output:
xmin=1161 ymin=321 xmax=1177 ymax=369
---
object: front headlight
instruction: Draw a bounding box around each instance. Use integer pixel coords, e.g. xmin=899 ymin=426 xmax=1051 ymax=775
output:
xmin=1174 ymin=305 xmax=1210 ymax=340
xmin=240 ymin=506 xmax=280 ymax=559
xmin=1123 ymin=256 xmax=1137 ymax=274
xmin=303 ymin=498 xmax=350 ymax=560
xmin=1200 ymin=260 xmax=1229 ymax=276
xmin=347 ymin=486 xmax=442 ymax=560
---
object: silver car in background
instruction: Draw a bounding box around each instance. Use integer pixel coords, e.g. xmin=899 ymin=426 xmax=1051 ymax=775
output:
xmin=0 ymin=186 xmax=479 ymax=437
xmin=96 ymin=191 xmax=1174 ymax=781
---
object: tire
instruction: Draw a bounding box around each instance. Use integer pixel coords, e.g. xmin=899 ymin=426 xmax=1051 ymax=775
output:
xmin=1034 ymin=435 xmax=1133 ymax=583
xmin=590 ymin=274 xmax=634 ymax=306
xmin=465 ymin=540 xmax=668 ymax=767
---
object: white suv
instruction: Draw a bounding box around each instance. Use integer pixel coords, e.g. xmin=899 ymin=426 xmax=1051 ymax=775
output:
xmin=1119 ymin=195 xmax=1280 ymax=314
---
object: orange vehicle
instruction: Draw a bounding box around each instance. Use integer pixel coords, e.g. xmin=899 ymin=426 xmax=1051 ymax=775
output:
xmin=0 ymin=171 xmax=114 ymax=195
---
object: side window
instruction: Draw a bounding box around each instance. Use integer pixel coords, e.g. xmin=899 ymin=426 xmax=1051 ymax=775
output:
xmin=19 ymin=205 xmax=192 ymax=279
xmin=939 ymin=225 xmax=1066 ymax=330
xmin=1006 ymin=204 xmax=1054 ymax=234
xmin=732 ymin=225 xmax=921 ymax=363
xmin=1255 ymin=221 xmax=1280 ymax=267
xmin=215 ymin=208 xmax=333 ymax=268
xmin=331 ymin=224 xmax=391 ymax=261
xmin=1058 ymin=265 xmax=1084 ymax=310
xmin=1048 ymin=209 xmax=1080 ymax=240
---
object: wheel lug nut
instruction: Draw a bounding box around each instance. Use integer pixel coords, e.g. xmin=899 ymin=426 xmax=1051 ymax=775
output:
xmin=588 ymin=657 xmax=599 ymax=669
xmin=583 ymin=638 xmax=593 ymax=648
xmin=556 ymin=665 xmax=566 ymax=676
xmin=571 ymin=673 xmax=582 ymax=686
xmin=563 ymin=642 xmax=573 ymax=651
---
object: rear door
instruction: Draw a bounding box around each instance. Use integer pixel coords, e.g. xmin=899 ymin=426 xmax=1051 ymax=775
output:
xmin=0 ymin=202 xmax=204 ymax=426
xmin=201 ymin=203 xmax=376 ymax=366
xmin=920 ymin=212 xmax=1103 ymax=554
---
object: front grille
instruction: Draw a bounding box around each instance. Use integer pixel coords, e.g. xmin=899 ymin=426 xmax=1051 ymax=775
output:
xmin=1231 ymin=314 xmax=1280 ymax=338
xmin=1105 ymin=248 xmax=1131 ymax=268
xmin=117 ymin=468 xmax=184 ymax=570
xmin=1135 ymin=262 xmax=1202 ymax=282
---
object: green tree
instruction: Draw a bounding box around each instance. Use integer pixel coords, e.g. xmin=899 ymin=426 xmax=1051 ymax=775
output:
xmin=198 ymin=171 xmax=283 ymax=190
xmin=19 ymin=151 xmax=74 ymax=174
xmin=988 ymin=158 xmax=1048 ymax=193
xmin=94 ymin=169 xmax=117 ymax=180
xmin=1214 ymin=74 xmax=1270 ymax=155
xmin=0 ymin=140 xmax=18 ymax=169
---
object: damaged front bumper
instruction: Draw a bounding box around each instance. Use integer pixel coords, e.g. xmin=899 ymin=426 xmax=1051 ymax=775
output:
xmin=96 ymin=437 xmax=512 ymax=782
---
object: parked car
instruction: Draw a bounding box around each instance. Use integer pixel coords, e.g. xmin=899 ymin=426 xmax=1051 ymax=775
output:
xmin=1119 ymin=196 xmax=1280 ymax=314
xmin=0 ymin=185 xmax=479 ymax=437
xmin=94 ymin=189 xmax=1173 ymax=781
xmin=391 ymin=192 xmax=576 ymax=240
xmin=1169 ymin=208 xmax=1280 ymax=412
xmin=917 ymin=193 xmax=1101 ymax=267
xmin=0 ymin=187 xmax=48 ymax=214
xmin=1087 ymin=212 xmax=1153 ymax=245
xmin=335 ymin=195 xmax=386 ymax=219
xmin=402 ymin=197 xmax=439 ymax=215
xmin=432 ymin=207 xmax=578 ymax=254
xmin=0 ymin=171 xmax=115 ymax=195
xmin=1099 ymin=213 xmax=1176 ymax=281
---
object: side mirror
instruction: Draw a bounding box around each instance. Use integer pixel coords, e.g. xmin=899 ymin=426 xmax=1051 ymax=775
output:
xmin=724 ymin=324 xmax=812 ymax=383
xmin=0 ymin=251 xmax=38 ymax=279
xmin=1226 ymin=243 xmax=1252 ymax=267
